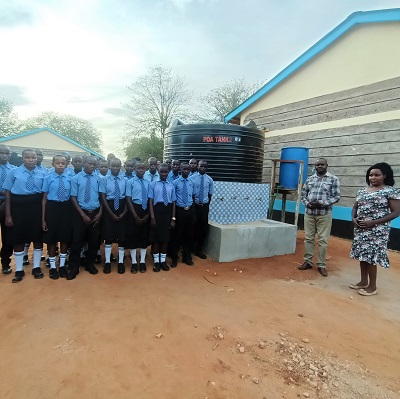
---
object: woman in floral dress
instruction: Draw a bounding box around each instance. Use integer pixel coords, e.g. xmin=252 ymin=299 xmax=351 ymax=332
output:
xmin=350 ymin=163 xmax=400 ymax=296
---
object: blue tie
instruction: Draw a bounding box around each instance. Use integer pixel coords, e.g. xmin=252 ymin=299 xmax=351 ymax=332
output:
xmin=57 ymin=176 xmax=67 ymax=201
xmin=140 ymin=179 xmax=147 ymax=210
xmin=182 ymin=179 xmax=188 ymax=206
xmin=26 ymin=172 xmax=35 ymax=192
xmin=84 ymin=175 xmax=91 ymax=203
xmin=114 ymin=177 xmax=120 ymax=210
xmin=162 ymin=182 xmax=168 ymax=206
xmin=198 ymin=175 xmax=204 ymax=203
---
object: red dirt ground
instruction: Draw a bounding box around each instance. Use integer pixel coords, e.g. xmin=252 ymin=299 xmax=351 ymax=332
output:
xmin=0 ymin=232 xmax=399 ymax=399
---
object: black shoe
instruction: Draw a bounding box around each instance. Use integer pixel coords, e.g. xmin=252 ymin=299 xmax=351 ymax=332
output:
xmin=32 ymin=267 xmax=44 ymax=279
xmin=85 ymin=264 xmax=99 ymax=275
xmin=95 ymin=255 xmax=102 ymax=264
xmin=139 ymin=263 xmax=146 ymax=273
xmin=118 ymin=263 xmax=125 ymax=274
xmin=2 ymin=267 xmax=12 ymax=274
xmin=66 ymin=268 xmax=78 ymax=280
xmin=12 ymin=270 xmax=25 ymax=283
xmin=111 ymin=253 xmax=117 ymax=262
xmin=23 ymin=255 xmax=29 ymax=266
xmin=59 ymin=267 xmax=67 ymax=278
xmin=195 ymin=251 xmax=207 ymax=259
xmin=153 ymin=262 xmax=161 ymax=272
xmin=80 ymin=257 xmax=86 ymax=266
xmin=49 ymin=268 xmax=59 ymax=280
xmin=103 ymin=263 xmax=111 ymax=274
xmin=131 ymin=264 xmax=138 ymax=274
xmin=170 ymin=259 xmax=178 ymax=268
xmin=182 ymin=258 xmax=194 ymax=266
xmin=160 ymin=262 xmax=170 ymax=272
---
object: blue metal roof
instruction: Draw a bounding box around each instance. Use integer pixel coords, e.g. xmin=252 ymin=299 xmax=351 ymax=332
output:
xmin=0 ymin=127 xmax=104 ymax=158
xmin=224 ymin=8 xmax=400 ymax=123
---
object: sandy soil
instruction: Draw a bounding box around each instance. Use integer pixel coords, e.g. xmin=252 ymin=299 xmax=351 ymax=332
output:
xmin=0 ymin=232 xmax=400 ymax=399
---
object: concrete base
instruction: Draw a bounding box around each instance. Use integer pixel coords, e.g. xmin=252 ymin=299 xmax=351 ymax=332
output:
xmin=204 ymin=219 xmax=297 ymax=263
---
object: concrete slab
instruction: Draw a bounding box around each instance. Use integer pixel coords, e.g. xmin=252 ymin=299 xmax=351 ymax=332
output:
xmin=204 ymin=219 xmax=297 ymax=262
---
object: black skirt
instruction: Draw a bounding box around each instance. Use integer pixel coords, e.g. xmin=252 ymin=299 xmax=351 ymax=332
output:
xmin=101 ymin=199 xmax=127 ymax=243
xmin=126 ymin=203 xmax=149 ymax=249
xmin=43 ymin=200 xmax=72 ymax=244
xmin=8 ymin=193 xmax=43 ymax=244
xmin=149 ymin=203 xmax=173 ymax=243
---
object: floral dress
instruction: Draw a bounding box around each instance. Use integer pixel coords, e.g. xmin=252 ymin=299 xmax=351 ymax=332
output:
xmin=350 ymin=186 xmax=400 ymax=268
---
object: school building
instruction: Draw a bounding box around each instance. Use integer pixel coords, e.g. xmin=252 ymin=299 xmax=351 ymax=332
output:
xmin=0 ymin=127 xmax=103 ymax=167
xmin=225 ymin=8 xmax=400 ymax=249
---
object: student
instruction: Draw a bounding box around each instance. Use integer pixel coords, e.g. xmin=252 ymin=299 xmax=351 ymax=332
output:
xmin=188 ymin=158 xmax=199 ymax=177
xmin=99 ymin=158 xmax=127 ymax=274
xmin=167 ymin=159 xmax=180 ymax=183
xmin=144 ymin=157 xmax=159 ymax=182
xmin=97 ymin=159 xmax=110 ymax=177
xmin=35 ymin=149 xmax=49 ymax=175
xmin=71 ymin=155 xmax=84 ymax=175
xmin=0 ymin=144 xmax=16 ymax=274
xmin=164 ymin=157 xmax=172 ymax=171
xmin=42 ymin=155 xmax=72 ymax=279
xmin=126 ymin=162 xmax=150 ymax=273
xmin=67 ymin=156 xmax=103 ymax=280
xmin=3 ymin=148 xmax=46 ymax=282
xmin=171 ymin=163 xmax=195 ymax=267
xmin=123 ymin=159 xmax=135 ymax=180
xmin=191 ymin=160 xmax=214 ymax=259
xmin=148 ymin=163 xmax=176 ymax=272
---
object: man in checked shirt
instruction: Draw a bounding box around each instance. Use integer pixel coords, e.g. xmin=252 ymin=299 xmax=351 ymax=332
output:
xmin=298 ymin=158 xmax=340 ymax=276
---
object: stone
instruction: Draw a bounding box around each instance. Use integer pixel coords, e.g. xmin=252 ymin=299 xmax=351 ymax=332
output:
xmin=259 ymin=341 xmax=265 ymax=349
xmin=349 ymin=296 xmax=354 ymax=300
xmin=155 ymin=333 xmax=163 ymax=338
xmin=213 ymin=272 xmax=217 ymax=276
xmin=302 ymin=338 xmax=309 ymax=343
xmin=252 ymin=377 xmax=259 ymax=384
xmin=302 ymin=393 xmax=310 ymax=398
xmin=239 ymin=346 xmax=245 ymax=353
xmin=226 ymin=288 xmax=235 ymax=293
xmin=218 ymin=333 xmax=224 ymax=339
xmin=298 ymin=313 xmax=304 ymax=317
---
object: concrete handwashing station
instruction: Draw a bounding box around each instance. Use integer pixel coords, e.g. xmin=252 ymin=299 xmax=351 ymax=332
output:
xmin=164 ymin=120 xmax=297 ymax=262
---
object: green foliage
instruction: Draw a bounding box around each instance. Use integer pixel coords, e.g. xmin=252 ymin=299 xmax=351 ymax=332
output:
xmin=124 ymin=134 xmax=164 ymax=162
xmin=0 ymin=97 xmax=21 ymax=137
xmin=22 ymin=112 xmax=103 ymax=153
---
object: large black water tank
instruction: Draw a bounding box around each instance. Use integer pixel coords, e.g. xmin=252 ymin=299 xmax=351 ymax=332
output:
xmin=164 ymin=120 xmax=264 ymax=183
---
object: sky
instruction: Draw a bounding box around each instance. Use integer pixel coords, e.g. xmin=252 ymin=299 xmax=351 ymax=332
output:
xmin=1 ymin=0 xmax=399 ymax=156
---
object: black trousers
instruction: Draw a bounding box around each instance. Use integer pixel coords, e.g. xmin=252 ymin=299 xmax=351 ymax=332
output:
xmin=170 ymin=206 xmax=195 ymax=260
xmin=69 ymin=208 xmax=101 ymax=270
xmin=193 ymin=203 xmax=209 ymax=252
xmin=0 ymin=200 xmax=13 ymax=269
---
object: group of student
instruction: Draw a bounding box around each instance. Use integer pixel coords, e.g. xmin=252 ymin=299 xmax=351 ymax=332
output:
xmin=0 ymin=144 xmax=214 ymax=282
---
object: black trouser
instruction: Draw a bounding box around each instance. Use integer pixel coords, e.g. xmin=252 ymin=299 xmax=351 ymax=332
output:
xmin=170 ymin=206 xmax=195 ymax=260
xmin=193 ymin=203 xmax=209 ymax=253
xmin=69 ymin=208 xmax=101 ymax=271
xmin=0 ymin=200 xmax=13 ymax=269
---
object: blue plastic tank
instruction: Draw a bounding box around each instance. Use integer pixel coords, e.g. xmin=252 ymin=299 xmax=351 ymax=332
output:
xmin=278 ymin=147 xmax=309 ymax=189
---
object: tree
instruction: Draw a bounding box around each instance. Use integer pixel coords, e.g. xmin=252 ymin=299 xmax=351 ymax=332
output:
xmin=195 ymin=78 xmax=259 ymax=123
xmin=0 ymin=97 xmax=21 ymax=137
xmin=124 ymin=135 xmax=164 ymax=163
xmin=22 ymin=112 xmax=103 ymax=153
xmin=125 ymin=66 xmax=191 ymax=140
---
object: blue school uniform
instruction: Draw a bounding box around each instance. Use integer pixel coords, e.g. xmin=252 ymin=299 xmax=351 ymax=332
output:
xmin=188 ymin=171 xmax=199 ymax=179
xmin=42 ymin=171 xmax=71 ymax=201
xmin=36 ymin=164 xmax=49 ymax=175
xmin=167 ymin=170 xmax=180 ymax=183
xmin=144 ymin=170 xmax=159 ymax=183
xmin=173 ymin=176 xmax=194 ymax=208
xmin=126 ymin=176 xmax=150 ymax=205
xmin=70 ymin=171 xmax=102 ymax=210
xmin=3 ymin=165 xmax=46 ymax=195
xmin=0 ymin=162 xmax=16 ymax=201
xmin=191 ymin=173 xmax=214 ymax=204
xmin=99 ymin=174 xmax=127 ymax=201
xmin=148 ymin=180 xmax=176 ymax=204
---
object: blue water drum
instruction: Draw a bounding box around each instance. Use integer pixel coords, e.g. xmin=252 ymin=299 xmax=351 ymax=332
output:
xmin=278 ymin=147 xmax=309 ymax=189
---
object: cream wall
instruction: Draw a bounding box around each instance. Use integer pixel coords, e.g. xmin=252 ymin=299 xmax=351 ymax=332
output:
xmin=4 ymin=129 xmax=84 ymax=152
xmin=240 ymin=22 xmax=400 ymax=124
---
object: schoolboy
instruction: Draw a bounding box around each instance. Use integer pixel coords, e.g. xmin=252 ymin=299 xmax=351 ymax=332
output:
xmin=67 ymin=155 xmax=103 ymax=280
xmin=71 ymin=155 xmax=84 ymax=175
xmin=99 ymin=158 xmax=127 ymax=274
xmin=42 ymin=155 xmax=72 ymax=279
xmin=4 ymin=149 xmax=46 ymax=282
xmin=164 ymin=157 xmax=172 ymax=171
xmin=35 ymin=149 xmax=49 ymax=175
xmin=0 ymin=144 xmax=16 ymax=274
xmin=171 ymin=163 xmax=195 ymax=267
xmin=97 ymin=159 xmax=110 ymax=177
xmin=167 ymin=159 xmax=180 ymax=183
xmin=148 ymin=163 xmax=176 ymax=272
xmin=123 ymin=159 xmax=135 ymax=180
xmin=126 ymin=162 xmax=150 ymax=273
xmin=188 ymin=158 xmax=199 ymax=177
xmin=191 ymin=160 xmax=214 ymax=259
xmin=144 ymin=157 xmax=159 ymax=182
